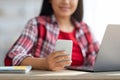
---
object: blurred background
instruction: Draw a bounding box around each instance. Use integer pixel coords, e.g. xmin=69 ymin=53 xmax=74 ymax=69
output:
xmin=0 ymin=0 xmax=43 ymax=66
xmin=0 ymin=0 xmax=120 ymax=66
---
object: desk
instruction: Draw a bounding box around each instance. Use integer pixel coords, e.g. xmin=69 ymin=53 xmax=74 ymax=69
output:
xmin=0 ymin=70 xmax=120 ymax=80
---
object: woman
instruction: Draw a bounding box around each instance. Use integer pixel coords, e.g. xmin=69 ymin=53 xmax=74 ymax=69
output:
xmin=5 ymin=0 xmax=99 ymax=71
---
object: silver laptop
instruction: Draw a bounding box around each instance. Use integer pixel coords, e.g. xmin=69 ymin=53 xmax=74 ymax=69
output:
xmin=67 ymin=24 xmax=120 ymax=72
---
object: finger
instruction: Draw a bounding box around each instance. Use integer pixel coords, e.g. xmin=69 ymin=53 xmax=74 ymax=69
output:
xmin=55 ymin=60 xmax=72 ymax=67
xmin=53 ymin=55 xmax=71 ymax=63
xmin=50 ymin=51 xmax=66 ymax=59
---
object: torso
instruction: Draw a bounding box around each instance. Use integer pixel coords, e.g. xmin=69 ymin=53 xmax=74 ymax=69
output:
xmin=58 ymin=29 xmax=84 ymax=66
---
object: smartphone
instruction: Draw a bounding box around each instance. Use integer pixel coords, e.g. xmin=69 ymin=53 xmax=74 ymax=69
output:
xmin=55 ymin=40 xmax=73 ymax=66
xmin=55 ymin=40 xmax=73 ymax=56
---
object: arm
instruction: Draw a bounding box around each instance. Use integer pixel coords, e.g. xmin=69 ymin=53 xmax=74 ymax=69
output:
xmin=82 ymin=23 xmax=99 ymax=66
xmin=20 ymin=51 xmax=71 ymax=71
xmin=20 ymin=57 xmax=47 ymax=70
xmin=6 ymin=18 xmax=38 ymax=66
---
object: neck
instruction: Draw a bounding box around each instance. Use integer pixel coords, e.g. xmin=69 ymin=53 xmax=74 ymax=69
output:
xmin=55 ymin=15 xmax=74 ymax=32
xmin=55 ymin=15 xmax=72 ymax=27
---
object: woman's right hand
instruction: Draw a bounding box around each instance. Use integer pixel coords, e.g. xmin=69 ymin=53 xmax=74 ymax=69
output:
xmin=45 ymin=51 xmax=72 ymax=71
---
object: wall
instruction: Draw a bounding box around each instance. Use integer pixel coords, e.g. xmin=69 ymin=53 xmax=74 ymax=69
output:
xmin=83 ymin=0 xmax=120 ymax=43
xmin=0 ymin=0 xmax=42 ymax=66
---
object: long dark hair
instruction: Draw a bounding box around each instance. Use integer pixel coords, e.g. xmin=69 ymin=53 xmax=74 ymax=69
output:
xmin=40 ymin=0 xmax=83 ymax=22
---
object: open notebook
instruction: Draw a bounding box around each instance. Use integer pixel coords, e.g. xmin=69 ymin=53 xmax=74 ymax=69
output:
xmin=0 ymin=66 xmax=32 ymax=73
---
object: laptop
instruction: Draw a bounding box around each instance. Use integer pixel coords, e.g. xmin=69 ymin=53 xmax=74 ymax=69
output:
xmin=66 ymin=24 xmax=120 ymax=72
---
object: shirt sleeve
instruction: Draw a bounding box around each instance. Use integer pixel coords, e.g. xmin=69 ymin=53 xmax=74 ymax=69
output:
xmin=7 ymin=18 xmax=38 ymax=66
xmin=83 ymin=23 xmax=99 ymax=66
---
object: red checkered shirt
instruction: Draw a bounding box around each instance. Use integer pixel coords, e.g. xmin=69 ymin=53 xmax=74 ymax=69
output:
xmin=5 ymin=15 xmax=99 ymax=66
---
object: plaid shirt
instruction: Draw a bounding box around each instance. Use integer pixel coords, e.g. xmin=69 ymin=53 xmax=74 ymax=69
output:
xmin=5 ymin=15 xmax=99 ymax=66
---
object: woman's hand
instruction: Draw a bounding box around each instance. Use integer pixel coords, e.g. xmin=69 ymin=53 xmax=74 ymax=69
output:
xmin=45 ymin=51 xmax=72 ymax=71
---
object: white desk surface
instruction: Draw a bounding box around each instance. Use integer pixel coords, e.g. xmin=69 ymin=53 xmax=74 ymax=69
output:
xmin=0 ymin=69 xmax=120 ymax=80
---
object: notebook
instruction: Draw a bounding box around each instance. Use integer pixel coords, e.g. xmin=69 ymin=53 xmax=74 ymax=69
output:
xmin=67 ymin=24 xmax=120 ymax=72
xmin=0 ymin=66 xmax=32 ymax=73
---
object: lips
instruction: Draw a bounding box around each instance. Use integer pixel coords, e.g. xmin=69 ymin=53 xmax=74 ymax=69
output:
xmin=59 ymin=6 xmax=70 ymax=11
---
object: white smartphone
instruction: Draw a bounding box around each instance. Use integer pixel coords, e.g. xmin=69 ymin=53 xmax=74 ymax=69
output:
xmin=55 ymin=40 xmax=73 ymax=66
xmin=55 ymin=40 xmax=73 ymax=56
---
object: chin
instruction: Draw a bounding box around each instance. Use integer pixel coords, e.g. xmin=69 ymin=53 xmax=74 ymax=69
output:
xmin=59 ymin=13 xmax=72 ymax=17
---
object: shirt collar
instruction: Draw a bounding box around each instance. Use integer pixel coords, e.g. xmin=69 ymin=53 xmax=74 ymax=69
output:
xmin=51 ymin=15 xmax=57 ymax=24
xmin=71 ymin=17 xmax=82 ymax=29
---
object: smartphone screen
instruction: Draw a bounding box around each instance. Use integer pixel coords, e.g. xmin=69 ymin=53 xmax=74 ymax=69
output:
xmin=55 ymin=39 xmax=73 ymax=57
